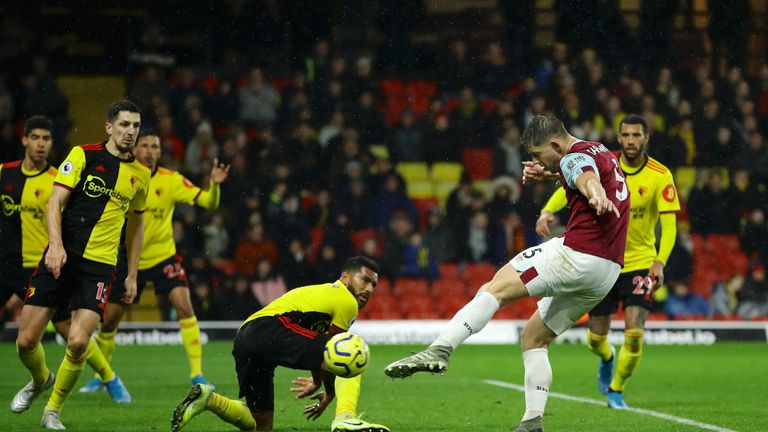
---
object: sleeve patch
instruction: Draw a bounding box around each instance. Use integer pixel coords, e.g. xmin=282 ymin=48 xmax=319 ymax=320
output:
xmin=662 ymin=184 xmax=677 ymax=202
xmin=60 ymin=161 xmax=74 ymax=175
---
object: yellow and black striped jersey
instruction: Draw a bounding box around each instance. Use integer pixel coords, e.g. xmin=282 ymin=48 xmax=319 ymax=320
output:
xmin=54 ymin=142 xmax=150 ymax=265
xmin=243 ymin=280 xmax=358 ymax=334
xmin=0 ymin=161 xmax=57 ymax=268
xmin=620 ymin=156 xmax=680 ymax=272
xmin=140 ymin=167 xmax=220 ymax=270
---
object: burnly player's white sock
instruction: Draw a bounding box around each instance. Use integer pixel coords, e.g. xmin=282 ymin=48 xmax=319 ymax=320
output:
xmin=522 ymin=348 xmax=551 ymax=421
xmin=431 ymin=291 xmax=500 ymax=350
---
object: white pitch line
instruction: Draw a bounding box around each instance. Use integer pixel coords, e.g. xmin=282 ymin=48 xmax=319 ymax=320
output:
xmin=484 ymin=379 xmax=737 ymax=432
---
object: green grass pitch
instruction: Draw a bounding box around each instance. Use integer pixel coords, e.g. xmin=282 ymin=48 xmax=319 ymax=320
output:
xmin=1 ymin=341 xmax=766 ymax=431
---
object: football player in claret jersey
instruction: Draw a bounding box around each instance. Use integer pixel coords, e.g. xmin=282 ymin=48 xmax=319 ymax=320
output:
xmin=78 ymin=132 xmax=229 ymax=394
xmin=13 ymin=100 xmax=150 ymax=430
xmin=385 ymin=114 xmax=630 ymax=432
xmin=171 ymin=256 xmax=388 ymax=432
xmin=0 ymin=116 xmax=57 ymax=327
xmin=536 ymin=114 xmax=680 ymax=409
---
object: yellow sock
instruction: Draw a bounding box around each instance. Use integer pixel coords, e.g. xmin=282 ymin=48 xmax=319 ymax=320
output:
xmin=206 ymin=392 xmax=256 ymax=430
xmin=85 ymin=338 xmax=115 ymax=382
xmin=586 ymin=330 xmax=612 ymax=362
xmin=610 ymin=328 xmax=644 ymax=392
xmin=335 ymin=374 xmax=362 ymax=420
xmin=95 ymin=328 xmax=117 ymax=362
xmin=45 ymin=349 xmax=86 ymax=412
xmin=180 ymin=316 xmax=203 ymax=377
xmin=17 ymin=341 xmax=50 ymax=386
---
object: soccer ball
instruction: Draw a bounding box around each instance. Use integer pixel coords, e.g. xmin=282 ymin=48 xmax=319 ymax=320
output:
xmin=323 ymin=332 xmax=370 ymax=378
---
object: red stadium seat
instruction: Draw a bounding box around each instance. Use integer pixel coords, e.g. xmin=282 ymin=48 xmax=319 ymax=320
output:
xmin=432 ymin=279 xmax=467 ymax=297
xmin=412 ymin=197 xmax=438 ymax=229
xmin=374 ymin=277 xmax=392 ymax=296
xmin=438 ymin=263 xmax=463 ymax=280
xmin=493 ymin=307 xmax=517 ymax=320
xmin=464 ymin=263 xmax=498 ymax=286
xmin=380 ymin=79 xmax=405 ymax=97
xmin=462 ymin=148 xmax=494 ymax=180
xmin=392 ymin=278 xmax=430 ymax=296
xmin=350 ymin=228 xmax=378 ymax=252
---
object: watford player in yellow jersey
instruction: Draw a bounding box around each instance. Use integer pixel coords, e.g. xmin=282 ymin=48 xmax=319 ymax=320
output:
xmin=7 ymin=116 xmax=142 ymax=417
xmin=171 ymin=256 xmax=389 ymax=432
xmin=1 ymin=116 xmax=57 ymax=325
xmin=536 ymin=114 xmax=680 ymax=409
xmin=14 ymin=101 xmax=150 ymax=429
xmin=79 ymin=131 xmax=229 ymax=394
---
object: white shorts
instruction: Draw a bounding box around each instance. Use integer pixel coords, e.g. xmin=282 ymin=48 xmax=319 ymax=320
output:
xmin=510 ymin=237 xmax=621 ymax=335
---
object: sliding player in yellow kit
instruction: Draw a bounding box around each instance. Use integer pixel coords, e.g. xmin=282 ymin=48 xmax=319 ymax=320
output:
xmin=535 ymin=114 xmax=680 ymax=408
xmin=171 ymin=257 xmax=389 ymax=432
xmin=80 ymin=132 xmax=229 ymax=393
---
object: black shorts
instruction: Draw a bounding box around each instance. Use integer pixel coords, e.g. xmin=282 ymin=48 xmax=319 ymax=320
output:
xmin=589 ymin=269 xmax=655 ymax=316
xmin=110 ymin=254 xmax=189 ymax=306
xmin=0 ymin=263 xmax=34 ymax=305
xmin=25 ymin=251 xmax=116 ymax=319
xmin=232 ymin=316 xmax=330 ymax=412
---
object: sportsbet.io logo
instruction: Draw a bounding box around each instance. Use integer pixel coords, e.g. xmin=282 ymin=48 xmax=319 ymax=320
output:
xmin=1 ymin=194 xmax=19 ymax=217
xmin=83 ymin=175 xmax=130 ymax=206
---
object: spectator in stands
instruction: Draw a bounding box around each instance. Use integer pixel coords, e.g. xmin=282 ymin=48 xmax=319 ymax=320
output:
xmin=389 ymin=109 xmax=427 ymax=162
xmin=190 ymin=281 xmax=222 ymax=321
xmin=313 ymin=244 xmax=342 ymax=282
xmin=686 ymin=168 xmax=712 ymax=235
xmin=740 ymin=209 xmax=768 ymax=263
xmin=737 ymin=264 xmax=768 ymax=319
xmin=736 ymin=132 xmax=768 ymax=184
xmin=493 ymin=121 xmax=524 ymax=179
xmin=129 ymin=65 xmax=169 ymax=117
xmin=402 ymin=232 xmax=440 ymax=280
xmin=210 ymin=79 xmax=239 ymax=125
xmin=488 ymin=177 xmax=520 ymax=223
xmin=234 ymin=223 xmax=278 ymax=275
xmin=476 ymin=41 xmax=513 ymax=97
xmin=321 ymin=212 xmax=354 ymax=253
xmin=238 ymin=67 xmax=278 ymax=126
xmin=425 ymin=114 xmax=460 ymax=164
xmin=381 ymin=210 xmax=416 ymax=280
xmin=219 ymin=274 xmax=261 ymax=321
xmin=185 ymin=121 xmax=219 ymax=178
xmin=318 ymin=111 xmax=345 ymax=149
xmin=450 ymin=86 xmax=485 ymax=147
xmin=703 ymin=170 xmax=739 ymax=235
xmin=710 ymin=274 xmax=744 ymax=318
xmin=278 ymin=238 xmax=314 ymax=290
xmin=423 ymin=207 xmax=456 ymax=263
xmin=445 ymin=172 xmax=475 ymax=226
xmin=457 ymin=210 xmax=504 ymax=264
xmin=666 ymin=224 xmax=694 ymax=284
xmin=251 ymin=258 xmax=287 ymax=306
xmin=170 ymin=67 xmax=208 ymax=121
xmin=203 ymin=211 xmax=230 ymax=262
xmin=348 ymin=91 xmax=388 ymax=146
xmin=338 ymin=179 xmax=374 ymax=230
xmin=440 ymin=39 xmax=474 ymax=95
xmin=372 ymin=173 xmax=418 ymax=230
xmin=664 ymin=281 xmax=710 ymax=319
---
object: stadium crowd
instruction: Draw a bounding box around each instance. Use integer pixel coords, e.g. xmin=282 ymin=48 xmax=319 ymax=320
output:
xmin=1 ymin=5 xmax=768 ymax=322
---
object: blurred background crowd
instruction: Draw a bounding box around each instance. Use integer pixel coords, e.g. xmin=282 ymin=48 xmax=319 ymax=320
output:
xmin=1 ymin=0 xmax=767 ymax=322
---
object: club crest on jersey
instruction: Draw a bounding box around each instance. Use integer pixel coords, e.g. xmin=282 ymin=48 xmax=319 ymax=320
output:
xmin=638 ymin=186 xmax=647 ymax=197
xmin=130 ymin=175 xmax=139 ymax=187
xmin=61 ymin=161 xmax=74 ymax=175
xmin=35 ymin=188 xmax=43 ymax=198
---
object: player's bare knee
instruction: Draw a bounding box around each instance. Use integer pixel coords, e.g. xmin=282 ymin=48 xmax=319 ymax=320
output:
xmin=66 ymin=338 xmax=89 ymax=356
xmin=587 ymin=315 xmax=610 ymax=334
xmin=16 ymin=333 xmax=40 ymax=352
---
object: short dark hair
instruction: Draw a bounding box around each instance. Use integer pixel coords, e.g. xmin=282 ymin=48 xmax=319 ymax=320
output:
xmin=107 ymin=100 xmax=140 ymax=123
xmin=520 ymin=114 xmax=567 ymax=149
xmin=137 ymin=130 xmax=159 ymax=141
xmin=341 ymin=256 xmax=380 ymax=275
xmin=619 ymin=114 xmax=648 ymax=134
xmin=24 ymin=115 xmax=53 ymax=136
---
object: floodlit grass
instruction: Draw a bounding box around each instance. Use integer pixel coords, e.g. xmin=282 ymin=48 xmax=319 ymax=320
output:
xmin=1 ymin=341 xmax=766 ymax=431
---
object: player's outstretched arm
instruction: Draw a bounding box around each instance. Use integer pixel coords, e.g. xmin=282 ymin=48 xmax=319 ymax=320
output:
xmin=45 ymin=185 xmax=72 ymax=279
xmin=575 ymin=171 xmax=620 ymax=218
xmin=124 ymin=212 xmax=144 ymax=304
xmin=194 ymin=158 xmax=230 ymax=210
